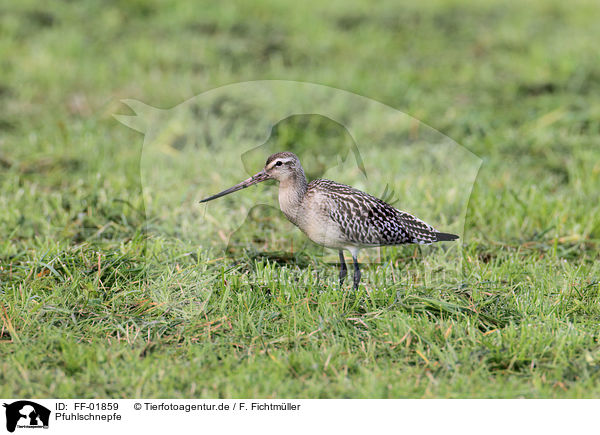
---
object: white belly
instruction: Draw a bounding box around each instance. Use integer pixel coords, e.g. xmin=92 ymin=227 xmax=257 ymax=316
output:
xmin=292 ymin=192 xmax=348 ymax=249
xmin=299 ymin=214 xmax=346 ymax=249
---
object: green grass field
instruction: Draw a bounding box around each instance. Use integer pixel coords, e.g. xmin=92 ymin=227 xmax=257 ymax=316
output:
xmin=1 ymin=0 xmax=600 ymax=398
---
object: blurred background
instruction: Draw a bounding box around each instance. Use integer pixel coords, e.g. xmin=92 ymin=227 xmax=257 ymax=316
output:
xmin=1 ymin=0 xmax=598 ymax=244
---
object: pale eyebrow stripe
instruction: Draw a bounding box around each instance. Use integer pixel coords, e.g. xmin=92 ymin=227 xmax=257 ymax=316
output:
xmin=266 ymin=158 xmax=294 ymax=169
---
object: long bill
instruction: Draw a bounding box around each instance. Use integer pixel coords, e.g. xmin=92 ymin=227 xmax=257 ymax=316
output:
xmin=199 ymin=170 xmax=271 ymax=203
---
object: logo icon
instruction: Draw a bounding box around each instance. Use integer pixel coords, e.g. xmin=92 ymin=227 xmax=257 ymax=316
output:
xmin=3 ymin=401 xmax=50 ymax=433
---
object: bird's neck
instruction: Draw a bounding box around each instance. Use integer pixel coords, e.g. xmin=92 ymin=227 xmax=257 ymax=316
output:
xmin=278 ymin=171 xmax=308 ymax=225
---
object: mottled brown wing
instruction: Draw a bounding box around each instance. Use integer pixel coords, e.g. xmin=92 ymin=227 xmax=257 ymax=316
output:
xmin=313 ymin=179 xmax=440 ymax=246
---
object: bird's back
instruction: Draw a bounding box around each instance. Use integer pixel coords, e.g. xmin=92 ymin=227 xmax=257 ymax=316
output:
xmin=304 ymin=179 xmax=457 ymax=247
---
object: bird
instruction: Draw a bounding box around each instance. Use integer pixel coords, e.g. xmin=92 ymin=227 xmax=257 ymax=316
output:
xmin=200 ymin=151 xmax=459 ymax=290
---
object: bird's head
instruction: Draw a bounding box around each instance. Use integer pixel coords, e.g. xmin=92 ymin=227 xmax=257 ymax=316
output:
xmin=262 ymin=151 xmax=302 ymax=182
xmin=200 ymin=151 xmax=303 ymax=203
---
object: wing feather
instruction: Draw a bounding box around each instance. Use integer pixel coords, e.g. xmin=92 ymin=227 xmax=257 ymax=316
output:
xmin=310 ymin=179 xmax=442 ymax=246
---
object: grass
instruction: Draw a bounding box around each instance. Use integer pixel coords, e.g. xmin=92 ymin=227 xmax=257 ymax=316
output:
xmin=1 ymin=0 xmax=600 ymax=398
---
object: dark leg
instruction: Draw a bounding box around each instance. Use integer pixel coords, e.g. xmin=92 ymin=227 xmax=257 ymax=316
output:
xmin=352 ymin=253 xmax=361 ymax=290
xmin=338 ymin=250 xmax=347 ymax=287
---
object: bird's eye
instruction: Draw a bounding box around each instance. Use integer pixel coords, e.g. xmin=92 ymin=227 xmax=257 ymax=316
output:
xmin=275 ymin=161 xmax=283 ymax=167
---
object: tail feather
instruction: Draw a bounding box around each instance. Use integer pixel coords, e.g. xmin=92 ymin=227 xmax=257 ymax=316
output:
xmin=435 ymin=232 xmax=459 ymax=242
